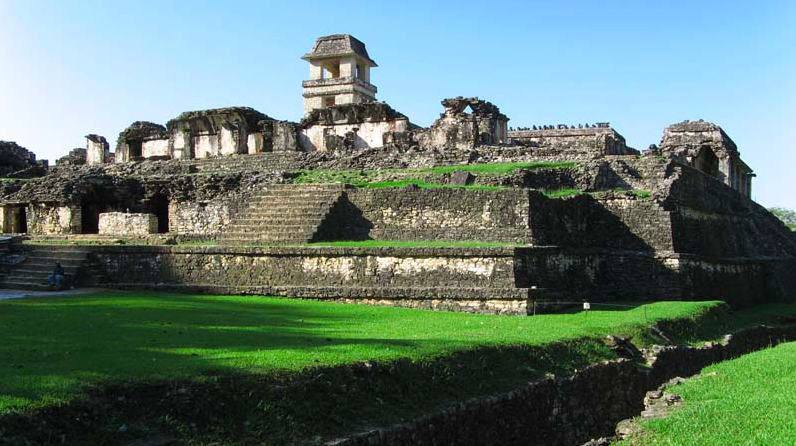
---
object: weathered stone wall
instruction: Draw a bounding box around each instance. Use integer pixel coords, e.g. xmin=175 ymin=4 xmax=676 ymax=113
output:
xmin=0 ymin=141 xmax=39 ymax=176
xmin=98 ymin=212 xmax=158 ymax=236
xmin=318 ymin=188 xmax=531 ymax=243
xmin=85 ymin=134 xmax=110 ymax=165
xmin=516 ymin=247 xmax=795 ymax=306
xmin=141 ymin=138 xmax=170 ymax=158
xmin=508 ymin=126 xmax=638 ymax=156
xmin=25 ymin=204 xmax=81 ymax=234
xmin=665 ymin=164 xmax=796 ymax=257
xmin=168 ymin=200 xmax=239 ymax=236
xmin=529 ymin=193 xmax=674 ymax=251
xmin=91 ymin=245 xmax=519 ymax=297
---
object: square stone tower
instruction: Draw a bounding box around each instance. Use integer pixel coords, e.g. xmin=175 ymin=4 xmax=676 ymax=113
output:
xmin=302 ymin=34 xmax=378 ymax=116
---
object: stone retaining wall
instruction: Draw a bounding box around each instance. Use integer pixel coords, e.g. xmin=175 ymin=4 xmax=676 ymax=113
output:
xmin=330 ymin=325 xmax=796 ymax=446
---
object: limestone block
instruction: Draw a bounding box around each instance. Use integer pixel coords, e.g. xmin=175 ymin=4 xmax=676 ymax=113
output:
xmin=98 ymin=212 xmax=158 ymax=236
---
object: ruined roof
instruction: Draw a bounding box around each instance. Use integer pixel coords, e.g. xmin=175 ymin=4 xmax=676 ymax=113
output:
xmin=117 ymin=121 xmax=168 ymax=146
xmin=166 ymin=107 xmax=271 ymax=133
xmin=301 ymin=34 xmax=377 ymax=66
xmin=301 ymin=102 xmax=409 ymax=127
xmin=662 ymin=120 xmax=738 ymax=152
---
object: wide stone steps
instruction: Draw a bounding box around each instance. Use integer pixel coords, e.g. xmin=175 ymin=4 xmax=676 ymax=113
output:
xmin=1 ymin=245 xmax=100 ymax=290
xmin=219 ymin=184 xmax=344 ymax=245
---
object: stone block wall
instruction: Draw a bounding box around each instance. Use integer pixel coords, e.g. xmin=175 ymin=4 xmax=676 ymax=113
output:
xmin=91 ymin=245 xmax=518 ymax=290
xmin=319 ymin=188 xmax=531 ymax=243
xmin=168 ymin=201 xmax=239 ymax=236
xmin=25 ymin=204 xmax=81 ymax=234
xmin=529 ymin=193 xmax=674 ymax=251
xmin=98 ymin=212 xmax=158 ymax=236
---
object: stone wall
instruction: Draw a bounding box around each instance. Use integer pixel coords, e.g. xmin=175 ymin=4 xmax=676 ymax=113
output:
xmin=0 ymin=141 xmax=39 ymax=175
xmin=300 ymin=102 xmax=410 ymax=152
xmin=508 ymin=126 xmax=638 ymax=157
xmin=318 ymin=187 xmax=531 ymax=243
xmin=98 ymin=212 xmax=158 ymax=236
xmin=168 ymin=200 xmax=240 ymax=236
xmin=529 ymin=192 xmax=674 ymax=251
xmin=91 ymin=246 xmax=525 ymax=313
xmin=85 ymin=134 xmax=110 ymax=165
xmin=25 ymin=204 xmax=81 ymax=234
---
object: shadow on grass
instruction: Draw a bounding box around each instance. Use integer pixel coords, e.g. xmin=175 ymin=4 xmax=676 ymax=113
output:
xmin=0 ymin=293 xmax=428 ymax=408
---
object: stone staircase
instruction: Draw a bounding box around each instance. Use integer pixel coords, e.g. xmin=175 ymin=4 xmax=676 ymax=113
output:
xmin=220 ymin=183 xmax=345 ymax=245
xmin=1 ymin=244 xmax=104 ymax=290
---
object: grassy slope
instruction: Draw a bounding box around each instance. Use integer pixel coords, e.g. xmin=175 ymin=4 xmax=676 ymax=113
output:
xmin=0 ymin=293 xmax=716 ymax=414
xmin=618 ymin=341 xmax=796 ymax=446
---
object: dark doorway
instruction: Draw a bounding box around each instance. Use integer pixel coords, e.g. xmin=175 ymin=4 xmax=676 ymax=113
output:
xmin=149 ymin=194 xmax=170 ymax=233
xmin=129 ymin=141 xmax=143 ymax=159
xmin=81 ymin=197 xmax=105 ymax=234
xmin=12 ymin=206 xmax=27 ymax=233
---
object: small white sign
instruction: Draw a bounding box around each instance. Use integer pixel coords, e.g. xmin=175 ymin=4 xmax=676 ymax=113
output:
xmin=583 ymin=302 xmax=591 ymax=310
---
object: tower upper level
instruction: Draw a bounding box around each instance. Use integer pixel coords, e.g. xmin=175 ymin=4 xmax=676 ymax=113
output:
xmin=301 ymin=34 xmax=378 ymax=116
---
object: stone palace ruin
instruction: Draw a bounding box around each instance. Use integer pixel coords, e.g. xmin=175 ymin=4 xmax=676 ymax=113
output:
xmin=0 ymin=34 xmax=793 ymax=313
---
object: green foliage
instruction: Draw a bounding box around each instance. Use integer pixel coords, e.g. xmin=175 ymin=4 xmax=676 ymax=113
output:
xmin=769 ymin=206 xmax=796 ymax=231
xmin=617 ymin=341 xmax=796 ymax=446
xmin=425 ymin=161 xmax=576 ymax=175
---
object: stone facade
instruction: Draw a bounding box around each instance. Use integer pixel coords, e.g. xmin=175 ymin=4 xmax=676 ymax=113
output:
xmin=300 ymin=102 xmax=411 ymax=152
xmin=658 ymin=120 xmax=754 ymax=197
xmin=98 ymin=212 xmax=158 ymax=236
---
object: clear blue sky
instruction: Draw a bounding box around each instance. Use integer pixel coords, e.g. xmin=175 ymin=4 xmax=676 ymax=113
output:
xmin=1 ymin=1 xmax=794 ymax=208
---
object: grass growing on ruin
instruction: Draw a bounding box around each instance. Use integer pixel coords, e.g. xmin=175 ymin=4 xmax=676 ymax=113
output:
xmin=0 ymin=293 xmax=721 ymax=415
xmin=305 ymin=240 xmax=522 ymax=248
xmin=617 ymin=341 xmax=796 ymax=446
xmin=425 ymin=161 xmax=576 ymax=175
xmin=356 ymin=179 xmax=505 ymax=190
xmin=290 ymin=161 xmax=577 ymax=186
xmin=543 ymin=188 xmax=583 ymax=198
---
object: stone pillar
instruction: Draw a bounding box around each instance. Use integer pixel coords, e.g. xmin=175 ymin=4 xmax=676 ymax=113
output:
xmin=85 ymin=134 xmax=110 ymax=165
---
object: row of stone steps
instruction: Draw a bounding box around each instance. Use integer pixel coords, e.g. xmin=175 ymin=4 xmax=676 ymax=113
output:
xmin=219 ymin=184 xmax=345 ymax=245
xmin=1 ymin=245 xmax=104 ymax=290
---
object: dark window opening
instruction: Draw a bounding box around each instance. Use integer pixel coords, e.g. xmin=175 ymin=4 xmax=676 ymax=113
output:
xmin=694 ymin=146 xmax=719 ymax=178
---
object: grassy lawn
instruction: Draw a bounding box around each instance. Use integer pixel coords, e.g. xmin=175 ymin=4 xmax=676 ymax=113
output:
xmin=617 ymin=341 xmax=796 ymax=446
xmin=0 ymin=293 xmax=717 ymax=414
xmin=3 ymin=294 xmax=793 ymax=445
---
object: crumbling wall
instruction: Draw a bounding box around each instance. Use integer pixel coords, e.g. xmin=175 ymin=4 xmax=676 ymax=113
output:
xmin=529 ymin=192 xmax=674 ymax=251
xmin=168 ymin=201 xmax=238 ymax=236
xmin=85 ymin=134 xmax=111 ymax=165
xmin=508 ymin=125 xmax=638 ymax=157
xmin=56 ymin=148 xmax=87 ymax=166
xmin=318 ymin=187 xmax=531 ymax=243
xmin=25 ymin=204 xmax=81 ymax=234
xmin=418 ymin=97 xmax=509 ymax=150
xmin=300 ymin=102 xmax=411 ymax=151
xmin=658 ymin=120 xmax=753 ymax=197
xmin=98 ymin=212 xmax=158 ymax=236
xmin=166 ymin=107 xmax=271 ymax=159
xmin=0 ymin=141 xmax=40 ymax=176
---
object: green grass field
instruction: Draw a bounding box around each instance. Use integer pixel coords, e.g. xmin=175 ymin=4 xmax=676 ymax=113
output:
xmin=305 ymin=240 xmax=522 ymax=247
xmin=617 ymin=341 xmax=796 ymax=446
xmin=0 ymin=293 xmax=717 ymax=414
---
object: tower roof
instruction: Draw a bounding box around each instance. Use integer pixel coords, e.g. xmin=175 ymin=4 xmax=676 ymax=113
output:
xmin=301 ymin=34 xmax=377 ymax=66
